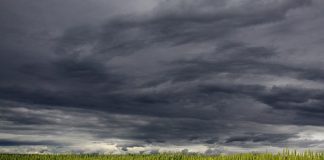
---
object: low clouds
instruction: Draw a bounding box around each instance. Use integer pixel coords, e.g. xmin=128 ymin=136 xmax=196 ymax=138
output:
xmin=0 ymin=140 xmax=60 ymax=147
xmin=1 ymin=0 xmax=324 ymax=154
xmin=1 ymin=101 xmax=323 ymax=154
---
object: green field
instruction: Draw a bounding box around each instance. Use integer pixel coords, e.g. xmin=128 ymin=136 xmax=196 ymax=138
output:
xmin=1 ymin=151 xmax=324 ymax=160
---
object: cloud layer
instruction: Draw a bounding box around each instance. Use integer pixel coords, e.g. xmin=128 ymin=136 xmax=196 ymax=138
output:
xmin=1 ymin=0 xmax=324 ymax=154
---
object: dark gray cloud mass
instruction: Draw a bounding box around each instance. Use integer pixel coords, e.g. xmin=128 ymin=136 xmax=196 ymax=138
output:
xmin=1 ymin=0 xmax=324 ymax=154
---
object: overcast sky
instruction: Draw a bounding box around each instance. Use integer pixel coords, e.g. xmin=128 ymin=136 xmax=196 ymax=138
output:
xmin=1 ymin=0 xmax=324 ymax=154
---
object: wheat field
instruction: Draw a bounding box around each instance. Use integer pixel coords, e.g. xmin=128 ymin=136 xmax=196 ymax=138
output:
xmin=1 ymin=150 xmax=324 ymax=160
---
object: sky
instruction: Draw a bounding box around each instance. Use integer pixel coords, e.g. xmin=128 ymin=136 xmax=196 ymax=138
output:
xmin=1 ymin=0 xmax=324 ymax=154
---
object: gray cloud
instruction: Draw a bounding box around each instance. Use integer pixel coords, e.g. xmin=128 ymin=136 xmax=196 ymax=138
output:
xmin=0 ymin=140 xmax=61 ymax=147
xmin=1 ymin=0 xmax=324 ymax=154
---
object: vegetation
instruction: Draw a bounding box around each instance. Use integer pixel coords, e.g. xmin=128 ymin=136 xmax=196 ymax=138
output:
xmin=1 ymin=150 xmax=324 ymax=160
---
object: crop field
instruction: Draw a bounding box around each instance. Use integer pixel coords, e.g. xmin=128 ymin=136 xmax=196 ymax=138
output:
xmin=1 ymin=151 xmax=324 ymax=160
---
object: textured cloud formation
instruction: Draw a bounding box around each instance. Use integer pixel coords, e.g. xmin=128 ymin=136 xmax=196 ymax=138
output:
xmin=1 ymin=0 xmax=324 ymax=154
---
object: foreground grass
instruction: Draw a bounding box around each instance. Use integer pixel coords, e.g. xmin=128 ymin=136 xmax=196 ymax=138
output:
xmin=1 ymin=151 xmax=324 ymax=160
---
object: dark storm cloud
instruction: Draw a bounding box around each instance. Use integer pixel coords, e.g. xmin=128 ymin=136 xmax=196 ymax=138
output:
xmin=0 ymin=0 xmax=313 ymax=113
xmin=164 ymin=43 xmax=324 ymax=84
xmin=225 ymin=133 xmax=296 ymax=144
xmin=166 ymin=56 xmax=324 ymax=111
xmin=1 ymin=0 xmax=324 ymax=153
xmin=53 ymin=0 xmax=312 ymax=58
xmin=0 ymin=140 xmax=61 ymax=147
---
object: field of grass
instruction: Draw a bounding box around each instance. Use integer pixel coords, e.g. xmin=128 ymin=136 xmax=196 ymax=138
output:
xmin=1 ymin=151 xmax=324 ymax=160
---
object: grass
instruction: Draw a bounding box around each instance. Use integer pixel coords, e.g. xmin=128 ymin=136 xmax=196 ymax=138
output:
xmin=1 ymin=150 xmax=324 ymax=160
